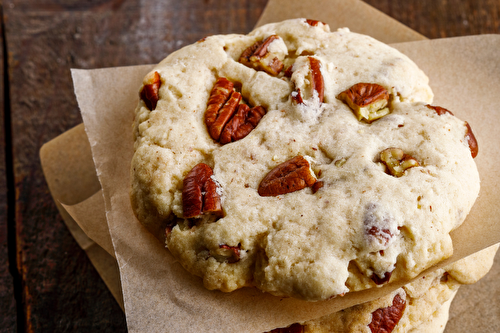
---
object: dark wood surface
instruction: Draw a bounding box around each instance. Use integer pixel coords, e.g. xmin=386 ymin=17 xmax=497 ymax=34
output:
xmin=0 ymin=0 xmax=498 ymax=332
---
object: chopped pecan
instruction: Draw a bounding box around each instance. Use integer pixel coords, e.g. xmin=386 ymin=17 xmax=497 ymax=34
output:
xmin=311 ymin=181 xmax=324 ymax=193
xmin=205 ymin=77 xmax=266 ymax=144
xmin=140 ymin=71 xmax=161 ymax=110
xmin=309 ymin=57 xmax=324 ymax=102
xmin=291 ymin=57 xmax=324 ymax=104
xmin=426 ymin=105 xmax=478 ymax=158
xmin=211 ymin=244 xmax=241 ymax=263
xmin=337 ymin=83 xmax=390 ymax=123
xmin=380 ymin=148 xmax=419 ymax=177
xmin=268 ymin=323 xmax=305 ymax=333
xmin=239 ymin=35 xmax=286 ymax=76
xmin=367 ymin=226 xmax=393 ymax=247
xmin=164 ymin=218 xmax=179 ymax=240
xmin=368 ymin=293 xmax=406 ymax=333
xmin=364 ymin=203 xmax=395 ymax=249
xmin=219 ymin=105 xmax=266 ymax=144
xmin=182 ymin=163 xmax=222 ymax=218
xmin=305 ymin=19 xmax=326 ymax=26
xmin=465 ymin=122 xmax=478 ymax=158
xmin=258 ymin=156 xmax=317 ymax=196
xmin=426 ymin=104 xmax=454 ymax=116
xmin=283 ymin=65 xmax=294 ymax=78
xmin=440 ymin=272 xmax=450 ymax=283
xmin=371 ymin=271 xmax=393 ymax=285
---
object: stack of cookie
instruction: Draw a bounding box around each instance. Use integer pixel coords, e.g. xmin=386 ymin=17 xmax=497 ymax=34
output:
xmin=130 ymin=19 xmax=495 ymax=332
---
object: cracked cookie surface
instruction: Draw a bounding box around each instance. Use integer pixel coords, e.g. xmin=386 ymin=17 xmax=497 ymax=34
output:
xmin=130 ymin=19 xmax=479 ymax=301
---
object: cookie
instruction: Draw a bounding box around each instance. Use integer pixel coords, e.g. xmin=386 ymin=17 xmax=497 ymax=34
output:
xmin=267 ymin=245 xmax=498 ymax=333
xmin=130 ymin=18 xmax=480 ymax=300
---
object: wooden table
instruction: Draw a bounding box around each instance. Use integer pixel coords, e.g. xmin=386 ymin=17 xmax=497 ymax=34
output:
xmin=1 ymin=0 xmax=498 ymax=331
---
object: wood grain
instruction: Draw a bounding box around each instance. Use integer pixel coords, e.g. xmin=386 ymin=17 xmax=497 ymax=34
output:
xmin=1 ymin=0 xmax=499 ymax=332
xmin=363 ymin=0 xmax=500 ymax=38
xmin=0 ymin=4 xmax=17 ymax=333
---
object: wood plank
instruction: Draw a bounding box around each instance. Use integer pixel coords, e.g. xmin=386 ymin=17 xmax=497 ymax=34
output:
xmin=0 ymin=3 xmax=17 ymax=332
xmin=364 ymin=0 xmax=500 ymax=38
xmin=2 ymin=0 xmax=266 ymax=331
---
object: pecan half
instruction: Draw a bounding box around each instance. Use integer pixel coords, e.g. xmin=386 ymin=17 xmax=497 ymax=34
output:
xmin=205 ymin=78 xmax=242 ymax=141
xmin=426 ymin=105 xmax=478 ymax=158
xmin=337 ymin=83 xmax=390 ymax=123
xmin=211 ymin=244 xmax=241 ymax=263
xmin=205 ymin=77 xmax=266 ymax=144
xmin=219 ymin=105 xmax=266 ymax=144
xmin=258 ymin=156 xmax=317 ymax=196
xmin=239 ymin=35 xmax=286 ymax=76
xmin=380 ymin=148 xmax=419 ymax=177
xmin=291 ymin=57 xmax=324 ymax=104
xmin=182 ymin=163 xmax=222 ymax=218
xmin=268 ymin=323 xmax=305 ymax=333
xmin=368 ymin=293 xmax=406 ymax=333
xmin=140 ymin=71 xmax=161 ymax=110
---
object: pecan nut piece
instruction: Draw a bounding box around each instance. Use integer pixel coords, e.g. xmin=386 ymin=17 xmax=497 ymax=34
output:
xmin=380 ymin=148 xmax=419 ymax=177
xmin=182 ymin=163 xmax=222 ymax=218
xmin=311 ymin=180 xmax=324 ymax=193
xmin=258 ymin=156 xmax=317 ymax=196
xmin=239 ymin=35 xmax=286 ymax=76
xmin=465 ymin=122 xmax=478 ymax=158
xmin=291 ymin=57 xmax=324 ymax=104
xmin=364 ymin=203 xmax=395 ymax=248
xmin=367 ymin=226 xmax=393 ymax=247
xmin=426 ymin=104 xmax=478 ymax=158
xmin=368 ymin=293 xmax=406 ymax=333
xmin=305 ymin=19 xmax=326 ymax=27
xmin=140 ymin=71 xmax=161 ymax=110
xmin=337 ymin=83 xmax=390 ymax=123
xmin=211 ymin=244 xmax=241 ymax=263
xmin=371 ymin=270 xmax=393 ymax=285
xmin=205 ymin=78 xmax=242 ymax=141
xmin=426 ymin=104 xmax=454 ymax=116
xmin=219 ymin=104 xmax=266 ymax=144
xmin=205 ymin=77 xmax=267 ymax=144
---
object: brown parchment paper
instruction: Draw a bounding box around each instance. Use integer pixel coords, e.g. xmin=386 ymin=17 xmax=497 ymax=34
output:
xmin=40 ymin=124 xmax=124 ymax=309
xmin=70 ymin=33 xmax=500 ymax=332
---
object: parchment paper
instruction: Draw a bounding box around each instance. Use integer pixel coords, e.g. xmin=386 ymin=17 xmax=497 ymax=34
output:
xmin=69 ymin=33 xmax=500 ymax=332
xmin=40 ymin=124 xmax=124 ymax=309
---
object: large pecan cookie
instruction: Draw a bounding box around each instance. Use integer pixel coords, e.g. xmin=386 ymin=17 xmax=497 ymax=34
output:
xmin=130 ymin=19 xmax=479 ymax=301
